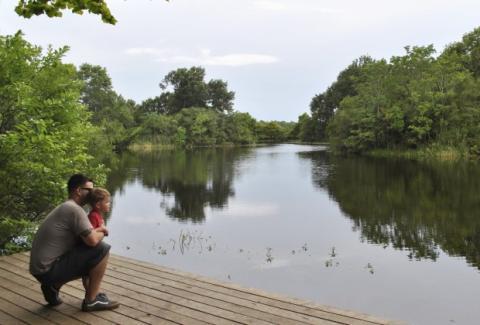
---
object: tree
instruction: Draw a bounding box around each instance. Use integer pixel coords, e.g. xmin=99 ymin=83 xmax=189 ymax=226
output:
xmin=15 ymin=0 xmax=117 ymax=24
xmin=77 ymin=63 xmax=137 ymax=151
xmin=295 ymin=113 xmax=316 ymax=142
xmin=155 ymin=67 xmax=235 ymax=115
xmin=207 ymin=79 xmax=235 ymax=113
xmin=137 ymin=95 xmax=169 ymax=118
xmin=175 ymin=107 xmax=219 ymax=146
xmin=78 ymin=63 xmax=115 ymax=119
xmin=160 ymin=67 xmax=209 ymax=114
xmin=309 ymin=56 xmax=372 ymax=142
xmin=0 ymin=32 xmax=106 ymax=252
xmin=443 ymin=27 xmax=480 ymax=78
xmin=224 ymin=112 xmax=256 ymax=144
xmin=256 ymin=121 xmax=288 ymax=142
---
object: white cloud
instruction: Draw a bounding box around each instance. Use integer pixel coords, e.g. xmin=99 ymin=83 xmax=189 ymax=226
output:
xmin=252 ymin=0 xmax=342 ymax=14
xmin=253 ymin=1 xmax=288 ymax=11
xmin=125 ymin=47 xmax=279 ymax=67
xmin=125 ymin=48 xmax=166 ymax=55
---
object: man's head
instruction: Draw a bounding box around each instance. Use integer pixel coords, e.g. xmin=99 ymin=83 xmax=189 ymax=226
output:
xmin=67 ymin=174 xmax=94 ymax=205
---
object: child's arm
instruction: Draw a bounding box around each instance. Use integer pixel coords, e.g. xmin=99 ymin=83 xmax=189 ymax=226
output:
xmin=95 ymin=223 xmax=108 ymax=236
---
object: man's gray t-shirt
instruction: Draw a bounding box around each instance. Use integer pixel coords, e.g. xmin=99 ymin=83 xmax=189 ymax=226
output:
xmin=30 ymin=200 xmax=93 ymax=275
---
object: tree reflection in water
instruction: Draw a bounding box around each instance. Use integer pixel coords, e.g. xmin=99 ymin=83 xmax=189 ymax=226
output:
xmin=106 ymin=147 xmax=252 ymax=223
xmin=299 ymin=150 xmax=480 ymax=269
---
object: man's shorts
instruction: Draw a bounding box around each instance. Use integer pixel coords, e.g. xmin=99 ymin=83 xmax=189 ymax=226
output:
xmin=34 ymin=242 xmax=111 ymax=285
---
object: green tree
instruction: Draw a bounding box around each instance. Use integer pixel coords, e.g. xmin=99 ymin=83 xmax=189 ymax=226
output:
xmin=207 ymin=79 xmax=235 ymax=113
xmin=224 ymin=112 xmax=256 ymax=144
xmin=160 ymin=67 xmax=209 ymax=114
xmin=256 ymin=121 xmax=287 ymax=142
xmin=443 ymin=27 xmax=480 ymax=78
xmin=139 ymin=113 xmax=178 ymax=144
xmin=77 ymin=63 xmax=138 ymax=151
xmin=293 ymin=113 xmax=316 ymax=142
xmin=15 ymin=0 xmax=117 ymax=24
xmin=77 ymin=63 xmax=115 ymax=119
xmin=309 ymin=56 xmax=372 ymax=141
xmin=156 ymin=66 xmax=235 ymax=115
xmin=175 ymin=107 xmax=219 ymax=146
xmin=0 ymin=32 xmax=106 ymax=252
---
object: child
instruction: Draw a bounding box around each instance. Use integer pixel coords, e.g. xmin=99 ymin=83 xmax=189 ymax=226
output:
xmin=87 ymin=187 xmax=111 ymax=230
xmin=82 ymin=187 xmax=111 ymax=291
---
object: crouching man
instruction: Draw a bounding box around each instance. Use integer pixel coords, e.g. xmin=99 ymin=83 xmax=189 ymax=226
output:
xmin=29 ymin=174 xmax=119 ymax=311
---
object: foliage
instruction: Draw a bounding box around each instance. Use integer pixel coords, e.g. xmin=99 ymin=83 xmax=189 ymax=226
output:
xmin=304 ymin=27 xmax=480 ymax=156
xmin=78 ymin=63 xmax=137 ymax=152
xmin=0 ymin=217 xmax=35 ymax=255
xmin=256 ymin=120 xmax=294 ymax=142
xmin=0 ymin=32 xmax=106 ymax=252
xmin=305 ymin=56 xmax=372 ymax=141
xmin=15 ymin=0 xmax=117 ymax=24
xmin=290 ymin=113 xmax=316 ymax=142
xmin=148 ymin=66 xmax=235 ymax=115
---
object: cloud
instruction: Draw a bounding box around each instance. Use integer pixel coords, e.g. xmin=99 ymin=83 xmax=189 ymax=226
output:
xmin=253 ymin=0 xmax=288 ymax=11
xmin=252 ymin=1 xmax=342 ymax=14
xmin=125 ymin=48 xmax=166 ymax=55
xmin=125 ymin=48 xmax=279 ymax=67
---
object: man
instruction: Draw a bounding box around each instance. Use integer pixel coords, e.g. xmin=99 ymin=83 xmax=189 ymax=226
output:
xmin=29 ymin=174 xmax=119 ymax=311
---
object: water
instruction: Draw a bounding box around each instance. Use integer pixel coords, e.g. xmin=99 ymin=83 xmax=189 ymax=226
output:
xmin=104 ymin=144 xmax=480 ymax=325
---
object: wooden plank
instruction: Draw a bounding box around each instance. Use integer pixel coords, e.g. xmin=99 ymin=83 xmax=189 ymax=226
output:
xmin=1 ymin=257 xmax=230 ymax=325
xmin=113 ymin=254 xmax=404 ymax=324
xmin=0 ymin=258 xmax=150 ymax=325
xmin=11 ymin=254 xmax=283 ymax=325
xmin=0 ymin=309 xmax=27 ymax=325
xmin=101 ymin=273 xmax=276 ymax=325
xmin=0 ymin=284 xmax=85 ymax=325
xmin=108 ymin=258 xmax=372 ymax=325
xmin=108 ymin=255 xmax=388 ymax=325
xmin=105 ymin=265 xmax=330 ymax=325
xmin=0 ymin=264 xmax=190 ymax=325
xmin=0 ymin=297 xmax=53 ymax=325
xmin=16 ymin=252 xmax=404 ymax=325
xmin=0 ymin=262 xmax=116 ymax=325
xmin=0 ymin=257 xmax=183 ymax=325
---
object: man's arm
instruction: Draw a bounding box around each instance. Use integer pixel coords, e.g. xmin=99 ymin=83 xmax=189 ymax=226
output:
xmin=82 ymin=226 xmax=108 ymax=247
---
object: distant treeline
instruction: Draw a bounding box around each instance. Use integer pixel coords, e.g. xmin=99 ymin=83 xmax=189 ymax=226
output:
xmin=78 ymin=64 xmax=297 ymax=151
xmin=299 ymin=27 xmax=480 ymax=158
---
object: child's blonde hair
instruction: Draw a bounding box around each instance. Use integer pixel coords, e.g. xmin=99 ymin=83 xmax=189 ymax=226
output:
xmin=89 ymin=187 xmax=110 ymax=207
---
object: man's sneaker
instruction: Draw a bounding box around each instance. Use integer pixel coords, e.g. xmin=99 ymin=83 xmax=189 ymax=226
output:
xmin=82 ymin=293 xmax=119 ymax=312
xmin=40 ymin=284 xmax=63 ymax=306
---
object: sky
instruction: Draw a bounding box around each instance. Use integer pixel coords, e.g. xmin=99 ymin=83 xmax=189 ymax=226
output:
xmin=1 ymin=0 xmax=480 ymax=121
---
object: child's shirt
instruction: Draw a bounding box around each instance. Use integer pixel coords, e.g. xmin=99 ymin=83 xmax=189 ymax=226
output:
xmin=88 ymin=208 xmax=104 ymax=229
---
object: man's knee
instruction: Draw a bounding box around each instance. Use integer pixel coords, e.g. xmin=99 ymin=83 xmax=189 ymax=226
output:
xmin=87 ymin=241 xmax=111 ymax=270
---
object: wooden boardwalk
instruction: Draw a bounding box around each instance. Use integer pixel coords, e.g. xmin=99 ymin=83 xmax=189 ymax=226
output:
xmin=0 ymin=252 xmax=404 ymax=325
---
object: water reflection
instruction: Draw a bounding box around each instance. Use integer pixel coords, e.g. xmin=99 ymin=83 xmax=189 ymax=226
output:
xmin=299 ymin=150 xmax=480 ymax=269
xmin=107 ymin=148 xmax=252 ymax=222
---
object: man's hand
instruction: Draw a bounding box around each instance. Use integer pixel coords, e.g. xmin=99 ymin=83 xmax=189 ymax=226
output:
xmin=96 ymin=225 xmax=109 ymax=236
xmin=82 ymin=227 xmax=106 ymax=247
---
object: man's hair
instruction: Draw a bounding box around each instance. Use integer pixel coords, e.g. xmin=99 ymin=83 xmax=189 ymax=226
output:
xmin=89 ymin=187 xmax=111 ymax=207
xmin=67 ymin=174 xmax=93 ymax=194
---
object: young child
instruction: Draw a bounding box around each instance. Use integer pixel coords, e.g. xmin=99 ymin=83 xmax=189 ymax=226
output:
xmin=82 ymin=187 xmax=111 ymax=291
xmin=87 ymin=187 xmax=111 ymax=230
